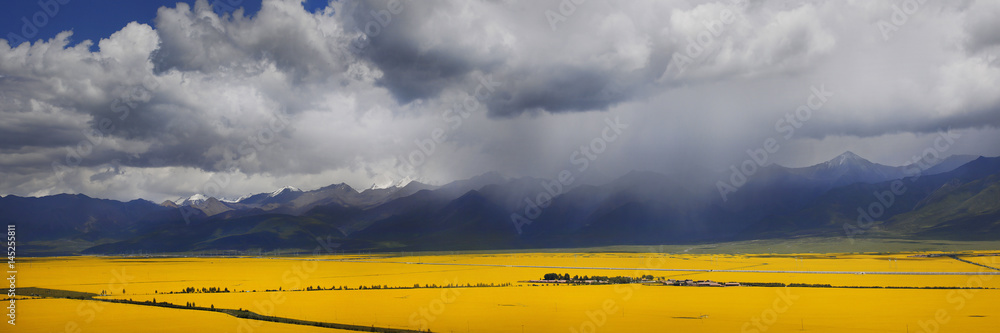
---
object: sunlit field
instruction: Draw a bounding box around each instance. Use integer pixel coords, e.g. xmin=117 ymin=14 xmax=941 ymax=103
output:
xmin=16 ymin=298 xmax=353 ymax=333
xmin=13 ymin=250 xmax=1000 ymax=332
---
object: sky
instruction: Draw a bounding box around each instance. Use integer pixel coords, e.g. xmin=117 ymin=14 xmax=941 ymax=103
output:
xmin=1 ymin=0 xmax=999 ymax=203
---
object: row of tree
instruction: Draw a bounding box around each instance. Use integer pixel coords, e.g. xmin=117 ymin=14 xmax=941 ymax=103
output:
xmin=310 ymin=282 xmax=512 ymax=291
xmin=540 ymin=273 xmax=657 ymax=283
xmin=161 ymin=282 xmax=513 ymax=295
xmin=183 ymin=301 xmax=214 ymax=308
xmin=174 ymin=286 xmax=230 ymax=293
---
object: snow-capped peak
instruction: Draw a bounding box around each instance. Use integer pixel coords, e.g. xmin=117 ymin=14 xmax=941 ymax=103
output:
xmin=220 ymin=194 xmax=251 ymax=203
xmin=179 ymin=193 xmax=208 ymax=206
xmin=268 ymin=186 xmax=301 ymax=198
xmin=827 ymin=151 xmax=868 ymax=167
xmin=370 ymin=176 xmax=414 ymax=190
xmin=393 ymin=177 xmax=413 ymax=188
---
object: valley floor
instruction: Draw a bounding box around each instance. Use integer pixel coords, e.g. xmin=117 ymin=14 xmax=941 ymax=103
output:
xmin=9 ymin=244 xmax=1000 ymax=332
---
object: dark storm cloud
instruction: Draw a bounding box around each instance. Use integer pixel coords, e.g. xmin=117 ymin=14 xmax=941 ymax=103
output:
xmin=345 ymin=0 xmax=508 ymax=107
xmin=364 ymin=41 xmax=490 ymax=105
xmin=344 ymin=0 xmax=671 ymax=117
xmin=0 ymin=113 xmax=85 ymax=150
xmin=0 ymin=0 xmax=999 ymax=202
xmin=484 ymin=66 xmax=639 ymax=115
xmin=963 ymin=1 xmax=1000 ymax=54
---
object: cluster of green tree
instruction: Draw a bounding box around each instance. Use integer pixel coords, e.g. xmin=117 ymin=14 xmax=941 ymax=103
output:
xmin=358 ymin=285 xmax=390 ymax=290
xmin=541 ymin=273 xmax=656 ymax=284
xmin=174 ymin=286 xmax=230 ymax=293
xmin=738 ymin=282 xmax=786 ymax=287
xmin=183 ymin=301 xmax=213 ymax=308
xmin=168 ymin=282 xmax=518 ymax=294
xmin=345 ymin=282 xmax=511 ymax=290
xmin=788 ymin=283 xmax=834 ymax=288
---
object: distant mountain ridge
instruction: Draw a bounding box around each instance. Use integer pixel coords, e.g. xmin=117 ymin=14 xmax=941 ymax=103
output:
xmin=4 ymin=152 xmax=996 ymax=255
xmin=917 ymin=154 xmax=980 ymax=176
xmin=793 ymin=151 xmax=910 ymax=186
xmin=162 ymin=181 xmax=439 ymax=217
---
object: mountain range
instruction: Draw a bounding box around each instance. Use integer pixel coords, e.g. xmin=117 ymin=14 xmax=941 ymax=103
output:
xmin=3 ymin=152 xmax=997 ymax=255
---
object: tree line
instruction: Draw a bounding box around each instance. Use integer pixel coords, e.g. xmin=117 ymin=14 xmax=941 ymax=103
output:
xmin=541 ymin=273 xmax=656 ymax=284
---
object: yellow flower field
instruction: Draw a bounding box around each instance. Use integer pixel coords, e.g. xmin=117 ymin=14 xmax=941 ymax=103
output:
xmin=12 ymin=251 xmax=1000 ymax=332
xmin=126 ymin=285 xmax=1000 ymax=333
xmin=14 ymin=298 xmax=356 ymax=333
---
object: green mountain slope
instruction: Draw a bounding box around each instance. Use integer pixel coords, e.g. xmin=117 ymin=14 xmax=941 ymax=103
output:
xmin=887 ymin=173 xmax=1000 ymax=239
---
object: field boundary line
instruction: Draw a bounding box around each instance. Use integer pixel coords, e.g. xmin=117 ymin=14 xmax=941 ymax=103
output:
xmin=17 ymin=287 xmax=423 ymax=333
xmin=947 ymin=255 xmax=1000 ymax=271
